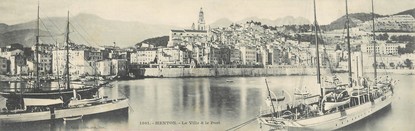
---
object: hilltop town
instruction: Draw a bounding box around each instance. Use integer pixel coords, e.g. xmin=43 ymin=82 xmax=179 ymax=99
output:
xmin=0 ymin=8 xmax=414 ymax=79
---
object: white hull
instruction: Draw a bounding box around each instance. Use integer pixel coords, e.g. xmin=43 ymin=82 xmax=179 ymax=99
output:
xmin=0 ymin=99 xmax=129 ymax=124
xmin=259 ymin=91 xmax=393 ymax=131
xmin=63 ymin=115 xmax=83 ymax=121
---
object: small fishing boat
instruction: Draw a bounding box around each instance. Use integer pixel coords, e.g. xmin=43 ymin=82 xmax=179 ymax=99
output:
xmin=63 ymin=115 xmax=83 ymax=121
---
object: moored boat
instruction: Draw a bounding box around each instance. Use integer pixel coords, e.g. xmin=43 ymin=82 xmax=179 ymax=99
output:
xmin=257 ymin=0 xmax=397 ymax=130
xmin=0 ymin=8 xmax=129 ymax=125
xmin=0 ymin=3 xmax=103 ymax=101
xmin=63 ymin=115 xmax=83 ymax=121
xmin=0 ymin=97 xmax=129 ymax=124
xmin=0 ymin=87 xmax=98 ymax=100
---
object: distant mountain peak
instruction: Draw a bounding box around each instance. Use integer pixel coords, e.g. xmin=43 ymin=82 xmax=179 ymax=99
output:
xmin=210 ymin=18 xmax=234 ymax=28
xmin=72 ymin=13 xmax=104 ymax=21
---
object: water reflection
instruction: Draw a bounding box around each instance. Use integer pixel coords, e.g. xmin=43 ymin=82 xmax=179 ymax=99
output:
xmin=0 ymin=75 xmax=414 ymax=130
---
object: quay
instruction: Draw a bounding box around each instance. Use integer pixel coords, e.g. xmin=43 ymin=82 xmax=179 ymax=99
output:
xmin=133 ymin=67 xmax=415 ymax=78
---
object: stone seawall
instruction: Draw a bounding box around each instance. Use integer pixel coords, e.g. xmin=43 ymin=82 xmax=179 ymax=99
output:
xmin=133 ymin=68 xmax=415 ymax=78
xmin=138 ymin=67 xmax=318 ymax=78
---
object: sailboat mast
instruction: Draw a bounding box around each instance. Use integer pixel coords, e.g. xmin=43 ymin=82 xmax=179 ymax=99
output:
xmin=345 ymin=0 xmax=352 ymax=87
xmin=265 ymin=79 xmax=276 ymax=118
xmin=313 ymin=0 xmax=321 ymax=85
xmin=371 ymin=0 xmax=377 ymax=82
xmin=35 ymin=1 xmax=40 ymax=89
xmin=65 ymin=11 xmax=70 ymax=90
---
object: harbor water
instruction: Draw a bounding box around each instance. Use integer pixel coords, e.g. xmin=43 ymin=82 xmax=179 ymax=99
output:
xmin=0 ymin=74 xmax=414 ymax=131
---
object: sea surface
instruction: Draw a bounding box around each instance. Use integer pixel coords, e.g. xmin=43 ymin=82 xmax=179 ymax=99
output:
xmin=0 ymin=74 xmax=414 ymax=131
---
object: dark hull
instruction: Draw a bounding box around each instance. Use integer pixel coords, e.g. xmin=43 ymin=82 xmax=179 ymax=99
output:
xmin=0 ymin=98 xmax=129 ymax=124
xmin=0 ymin=87 xmax=99 ymax=100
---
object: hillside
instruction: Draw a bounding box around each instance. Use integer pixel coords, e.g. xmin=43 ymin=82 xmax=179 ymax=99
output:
xmin=322 ymin=13 xmax=384 ymax=31
xmin=323 ymin=8 xmax=415 ymax=31
xmin=136 ymin=36 xmax=169 ymax=48
xmin=0 ymin=29 xmax=55 ymax=47
xmin=237 ymin=16 xmax=310 ymax=26
xmin=395 ymin=8 xmax=415 ymax=18
xmin=0 ymin=13 xmax=176 ymax=48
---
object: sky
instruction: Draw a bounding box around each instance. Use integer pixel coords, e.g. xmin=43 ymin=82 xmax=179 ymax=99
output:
xmin=0 ymin=0 xmax=414 ymax=27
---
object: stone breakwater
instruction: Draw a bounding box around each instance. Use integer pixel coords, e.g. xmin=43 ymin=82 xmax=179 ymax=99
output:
xmin=138 ymin=67 xmax=317 ymax=78
xmin=136 ymin=68 xmax=415 ymax=78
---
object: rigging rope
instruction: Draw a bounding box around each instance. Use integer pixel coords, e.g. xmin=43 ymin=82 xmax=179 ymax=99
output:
xmin=314 ymin=22 xmax=334 ymax=76
xmin=225 ymin=117 xmax=258 ymax=131
xmin=40 ymin=9 xmax=64 ymax=34
xmin=39 ymin=18 xmax=59 ymax=44
xmin=69 ymin=23 xmax=92 ymax=46
xmin=70 ymin=18 xmax=101 ymax=47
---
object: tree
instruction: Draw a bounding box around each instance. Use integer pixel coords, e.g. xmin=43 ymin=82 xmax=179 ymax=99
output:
xmin=404 ymin=59 xmax=413 ymax=69
xmin=376 ymin=33 xmax=389 ymax=41
xmin=398 ymin=46 xmax=405 ymax=54
xmin=379 ymin=62 xmax=386 ymax=69
xmin=405 ymin=42 xmax=415 ymax=53
xmin=389 ymin=62 xmax=395 ymax=68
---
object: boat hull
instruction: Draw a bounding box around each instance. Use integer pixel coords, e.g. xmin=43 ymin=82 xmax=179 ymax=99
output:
xmin=0 ymin=98 xmax=129 ymax=124
xmin=259 ymin=91 xmax=393 ymax=131
xmin=0 ymin=87 xmax=99 ymax=100
xmin=63 ymin=115 xmax=83 ymax=121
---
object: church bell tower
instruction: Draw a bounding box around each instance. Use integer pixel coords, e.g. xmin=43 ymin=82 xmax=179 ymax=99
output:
xmin=197 ymin=7 xmax=206 ymax=30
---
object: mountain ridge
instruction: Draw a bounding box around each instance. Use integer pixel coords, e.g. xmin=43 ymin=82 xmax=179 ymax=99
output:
xmin=0 ymin=13 xmax=176 ymax=48
xmin=322 ymin=8 xmax=415 ymax=31
xmin=1 ymin=8 xmax=414 ymax=48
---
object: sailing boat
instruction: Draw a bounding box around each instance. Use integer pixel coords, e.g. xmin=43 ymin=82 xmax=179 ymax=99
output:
xmin=0 ymin=4 xmax=103 ymax=101
xmin=0 ymin=92 xmax=129 ymax=124
xmin=257 ymin=0 xmax=396 ymax=130
xmin=0 ymin=11 xmax=129 ymax=124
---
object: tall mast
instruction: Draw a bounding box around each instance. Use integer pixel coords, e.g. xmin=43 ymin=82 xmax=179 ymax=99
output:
xmin=65 ymin=11 xmax=70 ymax=90
xmin=346 ymin=0 xmax=352 ymax=87
xmin=35 ymin=1 xmax=40 ymax=89
xmin=313 ymin=0 xmax=321 ymax=85
xmin=313 ymin=0 xmax=322 ymax=91
xmin=371 ymin=0 xmax=377 ymax=82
